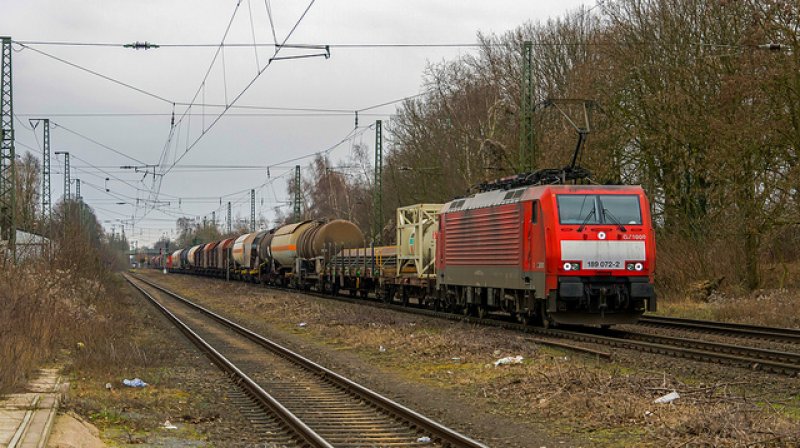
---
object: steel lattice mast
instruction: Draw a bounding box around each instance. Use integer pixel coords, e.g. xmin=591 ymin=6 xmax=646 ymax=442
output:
xmin=250 ymin=189 xmax=256 ymax=232
xmin=519 ymin=40 xmax=535 ymax=172
xmin=29 ymin=118 xmax=51 ymax=224
xmin=373 ymin=120 xmax=382 ymax=243
xmin=41 ymin=120 xmax=50 ymax=220
xmin=63 ymin=152 xmax=70 ymax=200
xmin=1 ymin=37 xmax=16 ymax=257
xmin=293 ymin=165 xmax=301 ymax=220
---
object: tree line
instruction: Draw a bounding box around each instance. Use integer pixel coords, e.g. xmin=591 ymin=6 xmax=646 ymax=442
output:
xmin=296 ymin=0 xmax=800 ymax=293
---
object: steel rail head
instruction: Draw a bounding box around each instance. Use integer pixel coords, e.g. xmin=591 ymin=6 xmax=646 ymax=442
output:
xmin=638 ymin=315 xmax=800 ymax=343
xmin=130 ymin=272 xmax=490 ymax=448
xmin=124 ymin=275 xmax=335 ymax=448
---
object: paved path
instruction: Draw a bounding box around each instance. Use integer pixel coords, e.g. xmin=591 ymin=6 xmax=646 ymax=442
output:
xmin=0 ymin=369 xmax=63 ymax=448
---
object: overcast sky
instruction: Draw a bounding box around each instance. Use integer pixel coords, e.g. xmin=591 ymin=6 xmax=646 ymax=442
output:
xmin=5 ymin=0 xmax=590 ymax=246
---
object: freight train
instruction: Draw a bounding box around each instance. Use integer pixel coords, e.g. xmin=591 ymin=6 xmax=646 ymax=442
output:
xmin=151 ymin=177 xmax=657 ymax=327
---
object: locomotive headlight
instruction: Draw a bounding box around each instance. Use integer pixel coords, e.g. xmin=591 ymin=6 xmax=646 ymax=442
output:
xmin=571 ymin=262 xmax=580 ymax=271
xmin=626 ymin=263 xmax=635 ymax=271
xmin=563 ymin=262 xmax=572 ymax=271
xmin=634 ymin=262 xmax=644 ymax=271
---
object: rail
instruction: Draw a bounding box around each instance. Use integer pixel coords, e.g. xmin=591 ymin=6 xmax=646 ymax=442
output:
xmin=129 ymin=272 xmax=490 ymax=448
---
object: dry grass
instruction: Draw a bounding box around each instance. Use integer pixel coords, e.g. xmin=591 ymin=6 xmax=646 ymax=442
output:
xmin=657 ymin=289 xmax=800 ymax=328
xmin=144 ymin=272 xmax=800 ymax=447
xmin=0 ymin=259 xmax=77 ymax=392
xmin=0 ymin=251 xmax=146 ymax=394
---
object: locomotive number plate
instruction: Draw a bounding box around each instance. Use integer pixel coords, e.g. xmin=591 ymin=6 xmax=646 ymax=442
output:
xmin=561 ymin=241 xmax=646 ymax=270
xmin=584 ymin=260 xmax=623 ymax=269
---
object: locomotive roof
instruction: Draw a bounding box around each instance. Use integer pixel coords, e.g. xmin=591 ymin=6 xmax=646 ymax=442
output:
xmin=444 ymin=184 xmax=644 ymax=213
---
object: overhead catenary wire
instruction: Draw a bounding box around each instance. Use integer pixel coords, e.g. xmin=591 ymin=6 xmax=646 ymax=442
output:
xmin=159 ymin=0 xmax=318 ymax=179
xmin=14 ymin=112 xmax=390 ymax=117
xmin=13 ymin=39 xmax=761 ymax=50
xmin=50 ymin=121 xmax=149 ymax=165
xmin=13 ymin=42 xmax=174 ymax=104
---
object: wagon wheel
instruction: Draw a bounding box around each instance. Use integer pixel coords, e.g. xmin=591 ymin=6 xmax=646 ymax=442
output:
xmin=381 ymin=286 xmax=393 ymax=304
xmin=423 ymin=295 xmax=436 ymax=310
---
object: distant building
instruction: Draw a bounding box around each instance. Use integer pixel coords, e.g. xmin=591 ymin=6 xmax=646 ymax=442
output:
xmin=0 ymin=229 xmax=51 ymax=261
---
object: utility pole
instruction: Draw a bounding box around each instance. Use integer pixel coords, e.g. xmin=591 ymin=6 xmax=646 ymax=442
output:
xmin=74 ymin=178 xmax=82 ymax=234
xmin=519 ymin=40 xmax=535 ymax=173
xmin=1 ymin=36 xmax=16 ymax=257
xmin=29 ymin=119 xmax=51 ymax=224
xmin=55 ymin=151 xmax=70 ymax=241
xmin=227 ymin=201 xmax=231 ymax=233
xmin=211 ymin=211 xmax=216 ymax=230
xmin=293 ymin=165 xmax=301 ymax=221
xmin=373 ymin=120 xmax=383 ymax=243
xmin=250 ymin=189 xmax=255 ymax=232
xmin=56 ymin=151 xmax=70 ymax=200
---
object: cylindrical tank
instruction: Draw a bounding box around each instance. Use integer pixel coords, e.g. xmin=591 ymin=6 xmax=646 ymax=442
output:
xmin=172 ymin=249 xmax=183 ymax=268
xmin=208 ymin=241 xmax=218 ymax=269
xmin=270 ymin=221 xmax=318 ymax=267
xmin=232 ymin=233 xmax=259 ymax=268
xmin=297 ymin=219 xmax=364 ymax=259
xmin=203 ymin=241 xmax=218 ymax=268
xmin=194 ymin=244 xmax=206 ymax=267
xmin=250 ymin=230 xmax=271 ymax=268
xmin=257 ymin=230 xmax=276 ymax=266
xmin=186 ymin=245 xmax=202 ymax=267
xmin=217 ymin=238 xmax=235 ymax=269
xmin=180 ymin=249 xmax=190 ymax=268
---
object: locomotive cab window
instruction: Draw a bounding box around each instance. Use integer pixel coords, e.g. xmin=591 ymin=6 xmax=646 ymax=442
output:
xmin=558 ymin=195 xmax=600 ymax=225
xmin=557 ymin=194 xmax=642 ymax=225
xmin=600 ymin=195 xmax=642 ymax=225
xmin=531 ymin=200 xmax=539 ymax=223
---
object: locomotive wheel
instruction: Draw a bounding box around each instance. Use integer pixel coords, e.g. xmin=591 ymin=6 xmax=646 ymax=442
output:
xmin=537 ymin=302 xmax=555 ymax=329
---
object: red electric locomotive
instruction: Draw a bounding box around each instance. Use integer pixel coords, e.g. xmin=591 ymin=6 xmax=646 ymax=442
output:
xmin=437 ymin=180 xmax=656 ymax=327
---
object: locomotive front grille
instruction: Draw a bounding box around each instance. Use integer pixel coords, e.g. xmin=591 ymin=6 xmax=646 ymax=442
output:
xmin=558 ymin=276 xmax=653 ymax=314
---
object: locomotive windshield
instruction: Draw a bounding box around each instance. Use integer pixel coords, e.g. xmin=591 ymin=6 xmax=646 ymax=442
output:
xmin=557 ymin=194 xmax=642 ymax=225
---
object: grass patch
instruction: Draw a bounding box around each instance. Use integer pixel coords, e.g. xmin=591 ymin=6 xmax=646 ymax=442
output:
xmin=657 ymin=288 xmax=800 ymax=328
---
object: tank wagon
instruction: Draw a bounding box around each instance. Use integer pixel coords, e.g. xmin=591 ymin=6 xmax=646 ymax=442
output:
xmin=166 ymin=186 xmax=656 ymax=327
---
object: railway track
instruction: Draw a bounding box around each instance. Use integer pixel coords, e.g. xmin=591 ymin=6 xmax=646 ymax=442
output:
xmin=411 ymin=309 xmax=800 ymax=377
xmin=125 ymin=273 xmax=488 ymax=448
xmin=146 ymin=270 xmax=800 ymax=378
xmin=637 ymin=315 xmax=800 ymax=344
